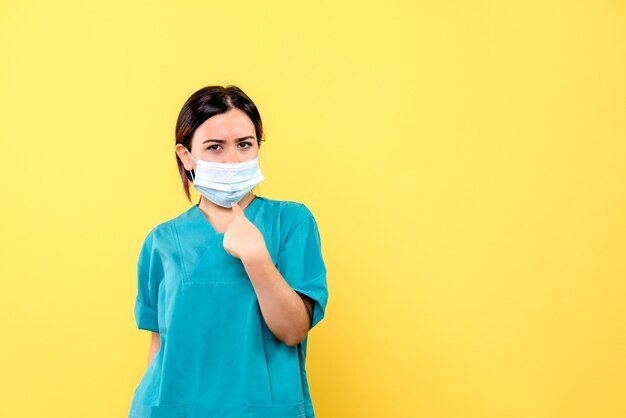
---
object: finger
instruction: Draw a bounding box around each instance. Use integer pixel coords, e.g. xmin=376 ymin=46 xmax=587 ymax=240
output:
xmin=231 ymin=201 xmax=244 ymax=217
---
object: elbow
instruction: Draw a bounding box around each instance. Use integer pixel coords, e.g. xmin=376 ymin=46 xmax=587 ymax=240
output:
xmin=283 ymin=328 xmax=309 ymax=347
xmin=278 ymin=298 xmax=314 ymax=347
xmin=284 ymin=336 xmax=303 ymax=347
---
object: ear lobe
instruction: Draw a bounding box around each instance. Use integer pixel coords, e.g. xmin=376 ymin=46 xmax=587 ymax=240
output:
xmin=176 ymin=145 xmax=196 ymax=171
xmin=182 ymin=153 xmax=196 ymax=172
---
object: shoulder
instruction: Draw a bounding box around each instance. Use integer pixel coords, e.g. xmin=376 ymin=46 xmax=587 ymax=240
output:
xmin=148 ymin=218 xmax=177 ymax=239
xmin=140 ymin=210 xmax=187 ymax=249
xmin=256 ymin=196 xmax=316 ymax=226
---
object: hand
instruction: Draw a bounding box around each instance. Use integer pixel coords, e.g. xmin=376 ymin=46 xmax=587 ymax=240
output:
xmin=223 ymin=201 xmax=270 ymax=263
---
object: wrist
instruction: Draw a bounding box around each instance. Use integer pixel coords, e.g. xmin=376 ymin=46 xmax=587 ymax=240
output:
xmin=241 ymin=248 xmax=272 ymax=266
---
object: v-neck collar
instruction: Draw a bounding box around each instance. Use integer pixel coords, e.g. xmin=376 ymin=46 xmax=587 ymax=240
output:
xmin=190 ymin=195 xmax=263 ymax=236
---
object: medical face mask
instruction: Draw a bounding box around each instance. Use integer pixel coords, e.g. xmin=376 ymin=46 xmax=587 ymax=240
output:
xmin=184 ymin=147 xmax=265 ymax=208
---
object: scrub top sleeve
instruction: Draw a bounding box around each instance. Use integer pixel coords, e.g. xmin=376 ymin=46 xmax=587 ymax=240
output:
xmin=277 ymin=204 xmax=329 ymax=330
xmin=134 ymin=229 xmax=161 ymax=332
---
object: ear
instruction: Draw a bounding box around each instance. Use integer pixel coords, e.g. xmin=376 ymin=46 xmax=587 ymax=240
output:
xmin=175 ymin=144 xmax=195 ymax=171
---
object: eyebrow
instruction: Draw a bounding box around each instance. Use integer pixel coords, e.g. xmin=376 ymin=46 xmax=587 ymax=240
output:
xmin=202 ymin=136 xmax=255 ymax=144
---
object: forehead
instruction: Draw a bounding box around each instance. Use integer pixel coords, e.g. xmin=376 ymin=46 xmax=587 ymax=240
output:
xmin=192 ymin=108 xmax=255 ymax=141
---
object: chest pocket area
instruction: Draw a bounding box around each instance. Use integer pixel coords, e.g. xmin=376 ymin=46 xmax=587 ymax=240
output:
xmin=183 ymin=235 xmax=248 ymax=284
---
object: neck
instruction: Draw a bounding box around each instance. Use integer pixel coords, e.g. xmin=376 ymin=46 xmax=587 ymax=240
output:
xmin=198 ymin=192 xmax=254 ymax=213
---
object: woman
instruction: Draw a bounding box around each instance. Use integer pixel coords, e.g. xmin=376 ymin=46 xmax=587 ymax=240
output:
xmin=128 ymin=85 xmax=329 ymax=418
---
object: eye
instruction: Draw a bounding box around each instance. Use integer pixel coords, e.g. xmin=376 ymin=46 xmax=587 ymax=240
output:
xmin=207 ymin=144 xmax=220 ymax=150
xmin=239 ymin=141 xmax=253 ymax=148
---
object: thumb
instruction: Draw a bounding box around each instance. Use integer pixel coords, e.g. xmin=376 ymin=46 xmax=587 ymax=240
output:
xmin=231 ymin=201 xmax=244 ymax=217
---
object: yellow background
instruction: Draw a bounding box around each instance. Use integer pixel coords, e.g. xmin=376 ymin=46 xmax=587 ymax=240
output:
xmin=1 ymin=1 xmax=624 ymax=417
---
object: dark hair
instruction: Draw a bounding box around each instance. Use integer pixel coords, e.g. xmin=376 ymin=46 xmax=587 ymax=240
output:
xmin=175 ymin=85 xmax=265 ymax=202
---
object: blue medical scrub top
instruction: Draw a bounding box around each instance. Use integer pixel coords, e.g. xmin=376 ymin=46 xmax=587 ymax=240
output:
xmin=129 ymin=196 xmax=328 ymax=418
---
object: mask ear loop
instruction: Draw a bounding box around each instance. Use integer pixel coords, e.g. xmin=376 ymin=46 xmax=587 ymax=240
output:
xmin=184 ymin=147 xmax=197 ymax=182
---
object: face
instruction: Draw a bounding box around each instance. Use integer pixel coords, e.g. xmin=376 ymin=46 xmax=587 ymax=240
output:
xmin=176 ymin=108 xmax=259 ymax=171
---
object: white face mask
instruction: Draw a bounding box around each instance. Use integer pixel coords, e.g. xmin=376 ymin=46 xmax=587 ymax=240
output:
xmin=184 ymin=147 xmax=265 ymax=208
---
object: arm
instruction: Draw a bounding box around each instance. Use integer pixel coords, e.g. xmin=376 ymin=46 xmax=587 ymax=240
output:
xmin=242 ymin=252 xmax=313 ymax=347
xmin=148 ymin=331 xmax=160 ymax=366
xmin=224 ymin=202 xmax=323 ymax=347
